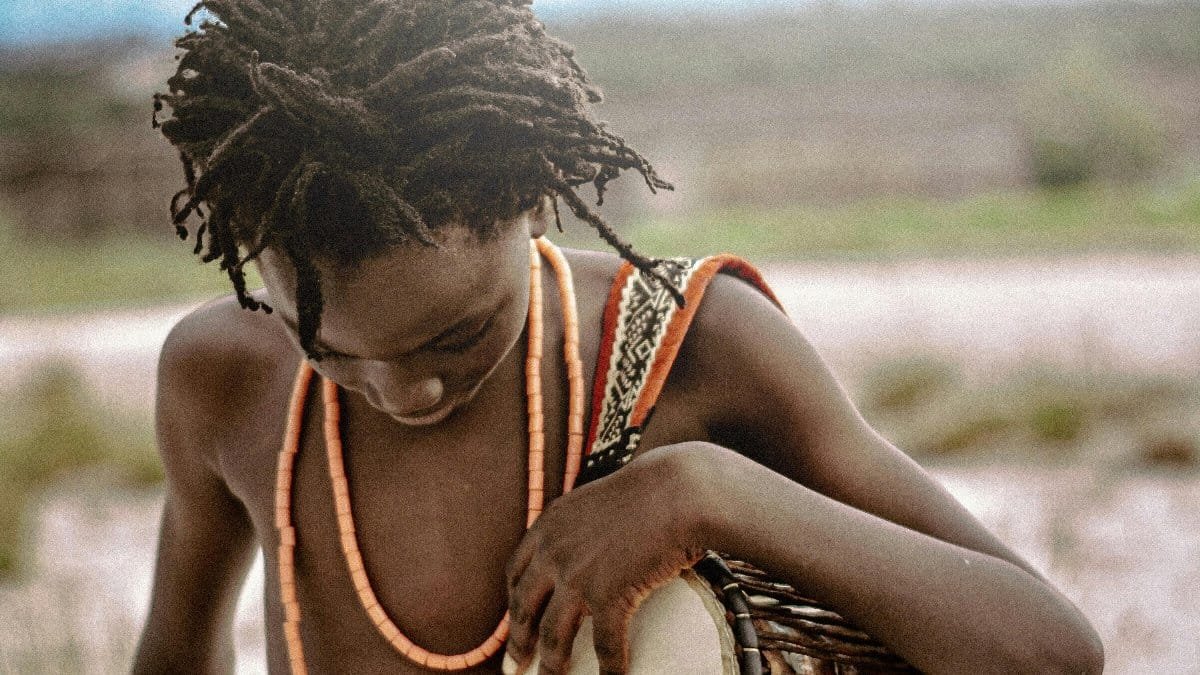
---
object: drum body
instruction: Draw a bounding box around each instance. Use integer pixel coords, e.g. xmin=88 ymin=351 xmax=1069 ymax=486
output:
xmin=508 ymin=570 xmax=738 ymax=674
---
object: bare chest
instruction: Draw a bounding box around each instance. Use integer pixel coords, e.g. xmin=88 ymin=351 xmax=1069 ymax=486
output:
xmin=218 ymin=253 xmax=720 ymax=672
xmin=228 ymin=373 xmax=561 ymax=671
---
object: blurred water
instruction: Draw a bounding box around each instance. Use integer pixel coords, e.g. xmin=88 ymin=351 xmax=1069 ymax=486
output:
xmin=767 ymin=254 xmax=1200 ymax=379
xmin=2 ymin=254 xmax=1197 ymax=414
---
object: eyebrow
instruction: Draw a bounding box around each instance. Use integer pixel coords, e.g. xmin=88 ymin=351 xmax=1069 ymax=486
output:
xmin=277 ymin=304 xmax=493 ymax=360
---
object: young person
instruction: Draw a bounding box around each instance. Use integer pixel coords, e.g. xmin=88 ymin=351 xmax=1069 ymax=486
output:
xmin=134 ymin=1 xmax=1104 ymax=673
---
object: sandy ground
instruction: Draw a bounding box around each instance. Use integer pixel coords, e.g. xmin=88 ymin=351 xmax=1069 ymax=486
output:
xmin=0 ymin=463 xmax=1195 ymax=673
xmin=1 ymin=253 xmax=1198 ymax=672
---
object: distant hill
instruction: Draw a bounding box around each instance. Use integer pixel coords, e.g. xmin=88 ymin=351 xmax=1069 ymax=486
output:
xmin=3 ymin=0 xmax=1195 ymax=241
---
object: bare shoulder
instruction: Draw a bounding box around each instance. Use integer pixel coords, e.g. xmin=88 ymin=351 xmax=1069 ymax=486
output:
xmin=159 ymin=291 xmax=297 ymax=411
xmin=157 ymin=291 xmax=300 ymax=475
xmin=559 ymin=246 xmax=624 ymax=301
xmin=558 ymin=246 xmax=625 ymax=349
xmin=673 ymin=267 xmax=864 ymax=466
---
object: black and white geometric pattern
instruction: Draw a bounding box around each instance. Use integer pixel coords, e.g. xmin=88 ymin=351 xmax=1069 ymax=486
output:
xmin=581 ymin=257 xmax=698 ymax=482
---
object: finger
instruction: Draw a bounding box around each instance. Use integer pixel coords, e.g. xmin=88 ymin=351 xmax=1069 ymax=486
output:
xmin=536 ymin=590 xmax=586 ymax=675
xmin=506 ymin=559 xmax=555 ymax=665
xmin=591 ymin=598 xmax=636 ymax=675
xmin=506 ymin=527 xmax=542 ymax=592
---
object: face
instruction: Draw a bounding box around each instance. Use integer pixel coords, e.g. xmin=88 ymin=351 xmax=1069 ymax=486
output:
xmin=257 ymin=206 xmax=548 ymax=427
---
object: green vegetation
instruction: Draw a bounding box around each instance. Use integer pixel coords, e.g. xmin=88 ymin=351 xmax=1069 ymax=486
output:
xmin=0 ymin=213 xmax=258 ymax=312
xmin=0 ymin=362 xmax=161 ymax=578
xmin=857 ymin=357 xmax=1200 ymax=467
xmin=1019 ymin=47 xmax=1167 ymax=189
xmin=2 ymin=2 xmax=1198 ymax=285
xmin=0 ymin=46 xmax=141 ymax=136
xmin=6 ymin=178 xmax=1199 ymax=312
xmin=625 ymin=179 xmax=1200 ymax=260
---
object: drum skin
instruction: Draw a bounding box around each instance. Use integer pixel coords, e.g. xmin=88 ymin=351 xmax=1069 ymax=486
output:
xmin=506 ymin=570 xmax=739 ymax=674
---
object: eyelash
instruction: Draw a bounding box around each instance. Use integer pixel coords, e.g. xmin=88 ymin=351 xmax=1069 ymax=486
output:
xmin=302 ymin=314 xmax=494 ymax=365
xmin=431 ymin=315 xmax=494 ymax=354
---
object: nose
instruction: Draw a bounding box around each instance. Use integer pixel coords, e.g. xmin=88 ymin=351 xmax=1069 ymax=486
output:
xmin=366 ymin=369 xmax=445 ymax=416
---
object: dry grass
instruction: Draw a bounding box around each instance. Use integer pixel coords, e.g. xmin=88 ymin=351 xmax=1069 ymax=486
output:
xmin=0 ymin=361 xmax=161 ymax=579
xmin=856 ymin=355 xmax=1200 ymax=469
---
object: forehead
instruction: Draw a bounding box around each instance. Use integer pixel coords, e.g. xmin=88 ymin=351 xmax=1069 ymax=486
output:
xmin=257 ymin=226 xmax=528 ymax=352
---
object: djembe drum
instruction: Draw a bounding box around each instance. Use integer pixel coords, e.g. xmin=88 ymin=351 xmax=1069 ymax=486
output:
xmin=514 ymin=553 xmax=918 ymax=674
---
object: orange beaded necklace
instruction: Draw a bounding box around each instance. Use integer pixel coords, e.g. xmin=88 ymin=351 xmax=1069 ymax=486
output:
xmin=275 ymin=237 xmax=584 ymax=673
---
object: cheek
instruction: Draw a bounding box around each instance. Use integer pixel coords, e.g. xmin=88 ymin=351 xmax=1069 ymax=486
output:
xmin=450 ymin=304 xmax=527 ymax=388
xmin=308 ymin=358 xmax=366 ymax=392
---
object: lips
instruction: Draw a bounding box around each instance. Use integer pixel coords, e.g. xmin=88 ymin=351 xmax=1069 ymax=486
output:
xmin=386 ymin=374 xmax=493 ymax=427
xmin=388 ymin=400 xmax=459 ymax=427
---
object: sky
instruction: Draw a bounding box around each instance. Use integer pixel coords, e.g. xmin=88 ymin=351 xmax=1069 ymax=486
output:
xmin=1 ymin=0 xmax=1101 ymax=46
xmin=0 ymin=0 xmax=809 ymax=45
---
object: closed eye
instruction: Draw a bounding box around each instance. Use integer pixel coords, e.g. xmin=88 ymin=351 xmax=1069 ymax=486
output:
xmin=430 ymin=314 xmax=495 ymax=354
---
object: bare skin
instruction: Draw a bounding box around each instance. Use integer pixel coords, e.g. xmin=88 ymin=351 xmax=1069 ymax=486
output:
xmin=133 ymin=208 xmax=1103 ymax=674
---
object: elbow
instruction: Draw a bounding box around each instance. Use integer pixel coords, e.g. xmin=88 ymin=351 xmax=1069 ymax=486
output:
xmin=1045 ymin=599 xmax=1105 ymax=675
xmin=965 ymin=588 xmax=1105 ymax=675
xmin=1050 ymin=626 xmax=1105 ymax=675
xmin=1013 ymin=616 xmax=1105 ymax=675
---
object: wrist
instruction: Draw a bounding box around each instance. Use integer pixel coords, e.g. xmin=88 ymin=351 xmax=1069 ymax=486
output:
xmin=658 ymin=441 xmax=747 ymax=556
xmin=675 ymin=443 xmax=821 ymax=567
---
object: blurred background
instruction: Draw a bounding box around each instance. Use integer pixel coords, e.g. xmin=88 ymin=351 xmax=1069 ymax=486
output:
xmin=1 ymin=0 xmax=1198 ymax=672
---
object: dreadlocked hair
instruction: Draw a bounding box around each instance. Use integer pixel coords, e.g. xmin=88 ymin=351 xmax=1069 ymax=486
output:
xmin=154 ymin=0 xmax=681 ymax=359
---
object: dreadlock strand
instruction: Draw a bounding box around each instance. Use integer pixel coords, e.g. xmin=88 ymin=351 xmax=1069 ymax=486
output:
xmin=350 ymin=170 xmax=435 ymax=244
xmin=261 ymin=159 xmax=309 ymax=238
xmin=201 ymin=202 xmax=231 ymax=265
xmin=157 ymin=0 xmax=679 ymax=339
xmin=333 ymin=1 xmax=391 ymax=45
xmin=555 ymin=184 xmax=685 ymax=307
xmin=593 ymin=164 xmax=620 ymax=206
xmin=403 ymin=85 xmax=552 ymax=122
xmin=362 ymin=46 xmax=458 ymax=102
xmin=192 ymin=221 xmax=208 ymax=255
xmin=345 ymin=3 xmax=416 ymax=59
xmin=290 ymin=251 xmax=325 ymax=359
xmin=184 ymin=1 xmax=206 ymax=26
xmin=287 ymin=161 xmax=326 ymax=234
xmin=204 ymin=105 xmax=274 ymax=174
xmin=201 ymin=0 xmax=289 ymax=58
xmin=250 ymin=61 xmax=388 ymax=146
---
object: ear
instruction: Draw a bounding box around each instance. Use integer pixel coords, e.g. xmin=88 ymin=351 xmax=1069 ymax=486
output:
xmin=528 ymin=194 xmax=552 ymax=239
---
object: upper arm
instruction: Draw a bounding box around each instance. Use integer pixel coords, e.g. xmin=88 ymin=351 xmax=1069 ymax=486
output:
xmin=134 ymin=304 xmax=259 ymax=674
xmin=683 ymin=272 xmax=1046 ymax=581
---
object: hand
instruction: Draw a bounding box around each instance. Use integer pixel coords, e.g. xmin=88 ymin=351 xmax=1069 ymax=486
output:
xmin=504 ymin=443 xmax=716 ymax=674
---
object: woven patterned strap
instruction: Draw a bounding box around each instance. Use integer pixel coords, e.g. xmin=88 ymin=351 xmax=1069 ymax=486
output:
xmin=579 ymin=256 xmax=917 ymax=674
xmin=579 ymin=254 xmax=780 ymax=484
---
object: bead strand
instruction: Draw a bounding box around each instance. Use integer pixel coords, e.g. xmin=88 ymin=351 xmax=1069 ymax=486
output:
xmin=526 ymin=243 xmax=546 ymax=526
xmin=535 ymin=238 xmax=586 ymax=493
xmin=276 ymin=238 xmax=581 ymax=672
xmin=277 ymin=362 xmax=313 ymax=675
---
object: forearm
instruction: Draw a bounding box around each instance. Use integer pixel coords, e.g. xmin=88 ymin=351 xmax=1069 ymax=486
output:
xmin=691 ymin=443 xmax=1103 ymax=675
xmin=133 ymin=493 xmax=256 ymax=674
